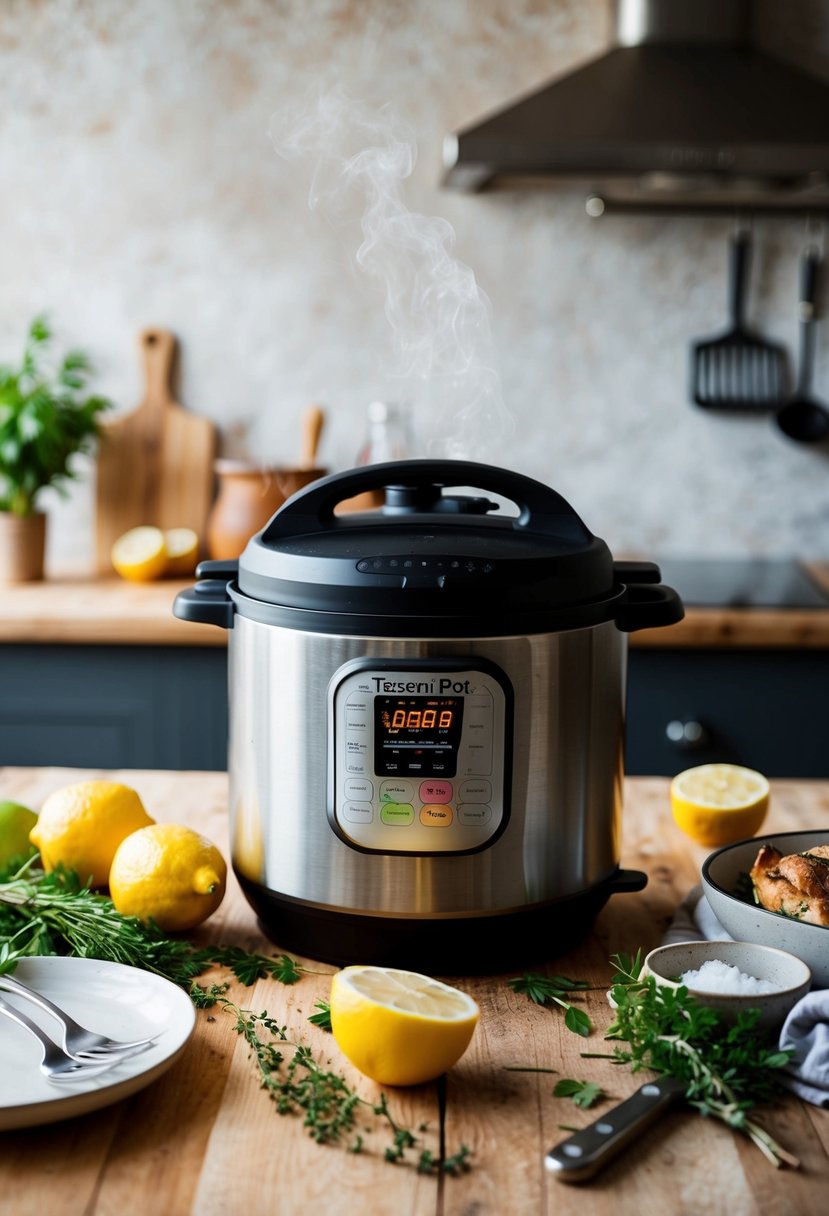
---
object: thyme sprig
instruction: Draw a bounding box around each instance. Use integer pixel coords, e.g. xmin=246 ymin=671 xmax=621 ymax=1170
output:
xmin=191 ymin=982 xmax=471 ymax=1174
xmin=590 ymin=952 xmax=799 ymax=1169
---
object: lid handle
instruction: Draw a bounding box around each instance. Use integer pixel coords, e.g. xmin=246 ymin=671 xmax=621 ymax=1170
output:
xmin=261 ymin=460 xmax=593 ymax=543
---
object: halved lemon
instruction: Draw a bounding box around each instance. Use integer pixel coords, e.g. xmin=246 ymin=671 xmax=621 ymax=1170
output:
xmin=164 ymin=527 xmax=199 ymax=577
xmin=329 ymin=965 xmax=479 ymax=1087
xmin=111 ymin=526 xmax=167 ymax=582
xmin=670 ymin=762 xmax=770 ymax=847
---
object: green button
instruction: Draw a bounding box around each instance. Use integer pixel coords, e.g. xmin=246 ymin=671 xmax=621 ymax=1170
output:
xmin=380 ymin=803 xmax=414 ymax=826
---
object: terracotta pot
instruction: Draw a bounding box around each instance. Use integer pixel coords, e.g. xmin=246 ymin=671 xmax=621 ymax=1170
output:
xmin=0 ymin=511 xmax=46 ymax=583
xmin=206 ymin=461 xmax=327 ymax=560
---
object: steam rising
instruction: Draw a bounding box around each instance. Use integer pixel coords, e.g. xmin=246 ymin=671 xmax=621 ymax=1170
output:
xmin=269 ymin=91 xmax=512 ymax=458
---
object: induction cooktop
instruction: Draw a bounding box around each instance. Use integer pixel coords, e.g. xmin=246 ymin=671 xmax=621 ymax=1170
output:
xmin=653 ymin=558 xmax=829 ymax=608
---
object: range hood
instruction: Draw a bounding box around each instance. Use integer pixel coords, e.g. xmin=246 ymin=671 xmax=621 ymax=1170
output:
xmin=443 ymin=0 xmax=829 ymax=214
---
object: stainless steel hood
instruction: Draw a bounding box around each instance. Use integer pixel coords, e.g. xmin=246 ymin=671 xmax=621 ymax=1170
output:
xmin=442 ymin=0 xmax=829 ymax=213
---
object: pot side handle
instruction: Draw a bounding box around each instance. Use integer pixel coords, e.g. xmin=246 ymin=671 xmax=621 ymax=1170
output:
xmin=172 ymin=560 xmax=238 ymax=629
xmin=614 ymin=582 xmax=685 ymax=633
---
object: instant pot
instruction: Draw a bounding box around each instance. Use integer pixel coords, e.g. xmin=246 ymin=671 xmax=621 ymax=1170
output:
xmin=175 ymin=460 xmax=683 ymax=969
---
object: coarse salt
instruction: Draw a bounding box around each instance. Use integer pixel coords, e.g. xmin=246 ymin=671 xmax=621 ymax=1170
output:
xmin=679 ymin=958 xmax=778 ymax=996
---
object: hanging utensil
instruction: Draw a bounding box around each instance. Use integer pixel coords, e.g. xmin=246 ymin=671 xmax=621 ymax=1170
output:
xmin=775 ymin=245 xmax=829 ymax=443
xmin=691 ymin=228 xmax=788 ymax=410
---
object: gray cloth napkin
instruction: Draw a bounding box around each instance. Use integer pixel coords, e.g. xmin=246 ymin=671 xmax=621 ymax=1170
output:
xmin=664 ymin=885 xmax=829 ymax=1108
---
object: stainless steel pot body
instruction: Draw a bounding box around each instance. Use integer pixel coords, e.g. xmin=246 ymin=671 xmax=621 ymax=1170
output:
xmin=228 ymin=614 xmax=627 ymax=918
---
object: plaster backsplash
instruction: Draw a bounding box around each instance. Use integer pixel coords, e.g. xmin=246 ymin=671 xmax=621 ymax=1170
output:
xmin=2 ymin=0 xmax=829 ymax=571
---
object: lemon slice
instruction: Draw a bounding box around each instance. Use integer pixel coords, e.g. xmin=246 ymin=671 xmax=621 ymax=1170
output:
xmin=329 ymin=965 xmax=479 ymax=1087
xmin=670 ymin=763 xmax=770 ymax=848
xmin=164 ymin=527 xmax=199 ymax=577
xmin=111 ymin=526 xmax=167 ymax=582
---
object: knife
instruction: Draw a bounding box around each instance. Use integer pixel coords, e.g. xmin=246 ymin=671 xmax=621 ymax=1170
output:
xmin=544 ymin=1076 xmax=686 ymax=1183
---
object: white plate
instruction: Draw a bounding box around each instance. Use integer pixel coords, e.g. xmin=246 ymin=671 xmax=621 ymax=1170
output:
xmin=0 ymin=956 xmax=196 ymax=1130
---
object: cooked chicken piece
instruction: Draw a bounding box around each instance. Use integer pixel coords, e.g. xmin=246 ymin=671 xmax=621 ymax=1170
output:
xmin=750 ymin=842 xmax=829 ymax=926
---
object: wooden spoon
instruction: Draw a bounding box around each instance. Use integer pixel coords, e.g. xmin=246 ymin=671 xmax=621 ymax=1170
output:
xmin=299 ymin=405 xmax=325 ymax=467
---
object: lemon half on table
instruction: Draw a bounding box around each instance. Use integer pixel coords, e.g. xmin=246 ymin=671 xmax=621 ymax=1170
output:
xmin=670 ymin=762 xmax=770 ymax=847
xmin=329 ymin=966 xmax=479 ymax=1087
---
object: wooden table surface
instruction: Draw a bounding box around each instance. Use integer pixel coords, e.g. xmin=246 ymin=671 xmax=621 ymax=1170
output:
xmin=1 ymin=768 xmax=827 ymax=1216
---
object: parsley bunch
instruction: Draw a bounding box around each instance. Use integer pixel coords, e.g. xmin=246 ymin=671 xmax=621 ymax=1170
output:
xmin=594 ymin=952 xmax=799 ymax=1169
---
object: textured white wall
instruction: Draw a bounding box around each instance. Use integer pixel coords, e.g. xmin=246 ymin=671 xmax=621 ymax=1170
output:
xmin=2 ymin=0 xmax=829 ymax=571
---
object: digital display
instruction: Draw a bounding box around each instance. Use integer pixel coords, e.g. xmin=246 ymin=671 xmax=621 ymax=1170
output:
xmin=374 ymin=695 xmax=464 ymax=777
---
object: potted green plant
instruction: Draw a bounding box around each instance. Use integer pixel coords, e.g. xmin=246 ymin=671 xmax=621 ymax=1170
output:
xmin=0 ymin=315 xmax=112 ymax=581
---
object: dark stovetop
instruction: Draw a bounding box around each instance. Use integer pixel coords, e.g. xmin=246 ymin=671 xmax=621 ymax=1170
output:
xmin=653 ymin=557 xmax=829 ymax=608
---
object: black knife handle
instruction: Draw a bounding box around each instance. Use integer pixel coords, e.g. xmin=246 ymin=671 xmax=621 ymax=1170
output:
xmin=544 ymin=1077 xmax=685 ymax=1184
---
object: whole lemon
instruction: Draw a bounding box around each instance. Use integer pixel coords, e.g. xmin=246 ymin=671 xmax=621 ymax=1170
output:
xmin=30 ymin=781 xmax=155 ymax=887
xmin=329 ymin=965 xmax=479 ymax=1087
xmin=0 ymin=800 xmax=39 ymax=869
xmin=109 ymin=823 xmax=227 ymax=931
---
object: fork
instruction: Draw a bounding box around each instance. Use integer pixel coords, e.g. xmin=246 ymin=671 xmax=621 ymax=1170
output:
xmin=0 ymin=995 xmax=124 ymax=1083
xmin=0 ymin=973 xmax=157 ymax=1059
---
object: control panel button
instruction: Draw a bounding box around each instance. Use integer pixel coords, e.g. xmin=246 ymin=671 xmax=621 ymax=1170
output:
xmin=380 ymin=803 xmax=415 ymax=826
xmin=420 ymin=804 xmax=454 ymax=827
xmin=380 ymin=779 xmax=415 ymax=803
xmin=345 ymin=777 xmax=374 ymax=800
xmin=344 ymin=801 xmax=373 ymax=824
xmin=459 ymin=778 xmax=491 ymax=802
xmin=419 ymin=780 xmax=453 ymax=804
xmin=459 ymin=804 xmax=492 ymax=826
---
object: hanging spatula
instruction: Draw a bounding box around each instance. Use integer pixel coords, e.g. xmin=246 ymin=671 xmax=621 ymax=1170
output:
xmin=691 ymin=229 xmax=788 ymax=410
xmin=775 ymin=245 xmax=829 ymax=443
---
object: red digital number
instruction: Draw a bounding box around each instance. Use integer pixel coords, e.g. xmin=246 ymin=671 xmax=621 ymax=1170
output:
xmin=439 ymin=710 xmax=453 ymax=728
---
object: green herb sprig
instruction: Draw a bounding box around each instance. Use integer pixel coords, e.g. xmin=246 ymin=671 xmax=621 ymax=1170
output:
xmin=191 ymin=983 xmax=470 ymax=1174
xmin=0 ymin=859 xmax=325 ymax=988
xmin=507 ymin=972 xmax=593 ymax=1036
xmin=589 ymin=952 xmax=799 ymax=1169
xmin=553 ymin=1078 xmax=605 ymax=1109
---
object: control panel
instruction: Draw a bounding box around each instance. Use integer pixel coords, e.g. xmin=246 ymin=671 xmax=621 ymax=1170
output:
xmin=329 ymin=661 xmax=511 ymax=854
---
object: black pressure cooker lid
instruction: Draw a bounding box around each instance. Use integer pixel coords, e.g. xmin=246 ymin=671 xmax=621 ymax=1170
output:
xmin=230 ymin=460 xmax=627 ymax=632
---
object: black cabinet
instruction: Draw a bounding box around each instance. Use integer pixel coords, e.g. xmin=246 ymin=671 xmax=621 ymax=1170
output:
xmin=2 ymin=642 xmax=824 ymax=778
xmin=625 ymin=648 xmax=829 ymax=778
xmin=0 ymin=645 xmax=228 ymax=771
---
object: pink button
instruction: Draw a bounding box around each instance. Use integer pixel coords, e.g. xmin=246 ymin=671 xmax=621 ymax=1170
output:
xmin=419 ymin=780 xmax=453 ymax=803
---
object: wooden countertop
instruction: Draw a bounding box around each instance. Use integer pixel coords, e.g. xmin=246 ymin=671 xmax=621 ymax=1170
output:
xmin=0 ymin=566 xmax=828 ymax=649
xmin=1 ymin=768 xmax=827 ymax=1216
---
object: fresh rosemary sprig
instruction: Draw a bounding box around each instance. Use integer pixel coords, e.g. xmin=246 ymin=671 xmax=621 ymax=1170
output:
xmin=0 ymin=859 xmax=324 ymax=988
xmin=507 ymin=972 xmax=593 ymax=1036
xmin=191 ymin=982 xmax=471 ymax=1174
xmin=591 ymin=951 xmax=799 ymax=1169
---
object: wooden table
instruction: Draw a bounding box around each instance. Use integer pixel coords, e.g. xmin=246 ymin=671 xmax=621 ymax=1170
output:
xmin=1 ymin=768 xmax=827 ymax=1216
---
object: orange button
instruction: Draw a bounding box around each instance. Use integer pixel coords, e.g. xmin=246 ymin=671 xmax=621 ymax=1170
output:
xmin=419 ymin=804 xmax=453 ymax=827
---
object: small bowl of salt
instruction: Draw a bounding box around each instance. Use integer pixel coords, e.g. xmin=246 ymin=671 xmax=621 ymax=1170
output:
xmin=641 ymin=940 xmax=811 ymax=1033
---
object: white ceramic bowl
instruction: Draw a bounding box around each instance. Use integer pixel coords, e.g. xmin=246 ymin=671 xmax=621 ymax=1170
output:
xmin=642 ymin=940 xmax=811 ymax=1033
xmin=701 ymin=829 xmax=829 ymax=988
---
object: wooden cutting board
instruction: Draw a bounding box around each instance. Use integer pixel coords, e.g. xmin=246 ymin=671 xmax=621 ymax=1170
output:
xmin=95 ymin=328 xmax=216 ymax=574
